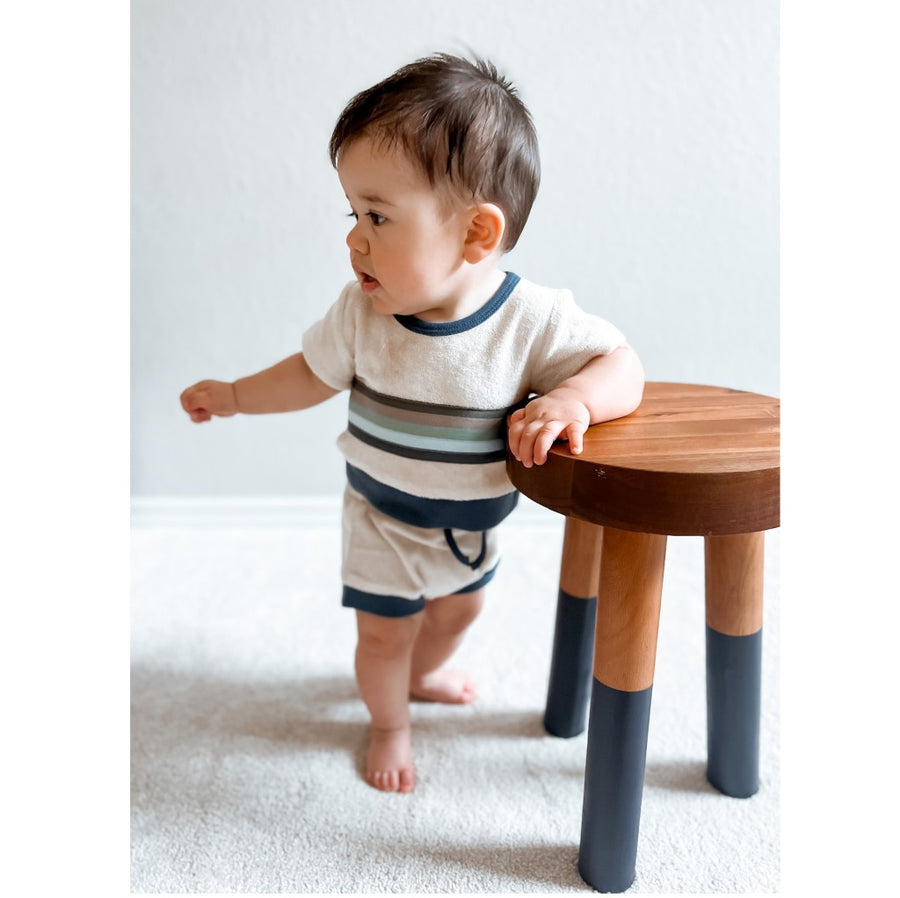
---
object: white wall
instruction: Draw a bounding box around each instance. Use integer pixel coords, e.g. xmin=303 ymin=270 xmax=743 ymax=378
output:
xmin=132 ymin=0 xmax=778 ymax=499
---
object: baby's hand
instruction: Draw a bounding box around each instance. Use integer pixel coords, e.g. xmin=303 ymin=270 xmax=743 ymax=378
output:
xmin=507 ymin=391 xmax=591 ymax=468
xmin=180 ymin=380 xmax=238 ymax=423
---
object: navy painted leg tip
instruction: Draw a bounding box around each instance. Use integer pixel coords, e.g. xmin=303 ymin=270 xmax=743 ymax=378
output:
xmin=543 ymin=716 xmax=585 ymax=739
xmin=577 ymin=859 xmax=635 ymax=893
xmin=706 ymin=770 xmax=759 ymax=799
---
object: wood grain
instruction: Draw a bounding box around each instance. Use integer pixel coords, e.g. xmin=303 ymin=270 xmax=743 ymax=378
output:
xmin=705 ymin=532 xmax=765 ymax=635
xmin=508 ymin=383 xmax=780 ymax=536
xmin=559 ymin=518 xmax=604 ymax=599
xmin=593 ymin=527 xmax=667 ymax=692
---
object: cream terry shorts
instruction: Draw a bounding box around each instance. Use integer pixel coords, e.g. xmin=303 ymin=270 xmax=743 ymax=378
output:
xmin=341 ymin=484 xmax=501 ymax=617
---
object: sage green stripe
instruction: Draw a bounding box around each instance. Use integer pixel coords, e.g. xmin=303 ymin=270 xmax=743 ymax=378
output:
xmin=348 ymin=409 xmax=505 ymax=454
xmin=349 ymin=399 xmax=505 ymax=444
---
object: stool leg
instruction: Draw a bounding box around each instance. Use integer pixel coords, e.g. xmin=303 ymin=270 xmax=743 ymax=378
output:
xmin=705 ymin=531 xmax=765 ymax=798
xmin=544 ymin=518 xmax=603 ymax=738
xmin=578 ymin=527 xmax=666 ymax=893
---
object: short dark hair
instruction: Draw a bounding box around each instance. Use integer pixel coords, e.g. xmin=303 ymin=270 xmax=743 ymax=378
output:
xmin=329 ymin=53 xmax=540 ymax=251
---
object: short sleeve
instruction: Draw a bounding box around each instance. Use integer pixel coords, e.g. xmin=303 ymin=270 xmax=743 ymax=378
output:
xmin=528 ymin=290 xmax=627 ymax=395
xmin=301 ymin=282 xmax=359 ymax=392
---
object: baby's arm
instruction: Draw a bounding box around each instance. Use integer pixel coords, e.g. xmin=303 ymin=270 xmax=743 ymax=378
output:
xmin=180 ymin=352 xmax=339 ymax=423
xmin=507 ymin=345 xmax=644 ymax=467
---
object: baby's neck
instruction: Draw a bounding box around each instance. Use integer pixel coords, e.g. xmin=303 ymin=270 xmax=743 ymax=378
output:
xmin=415 ymin=266 xmax=507 ymax=323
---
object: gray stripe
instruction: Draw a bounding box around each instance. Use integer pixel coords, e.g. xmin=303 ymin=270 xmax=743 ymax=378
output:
xmin=348 ymin=410 xmax=506 ymax=454
xmin=349 ymin=401 xmax=504 ymax=445
xmin=348 ymin=424 xmax=507 ymax=464
xmin=350 ymin=388 xmax=503 ymax=432
xmin=352 ymin=377 xmax=508 ymax=420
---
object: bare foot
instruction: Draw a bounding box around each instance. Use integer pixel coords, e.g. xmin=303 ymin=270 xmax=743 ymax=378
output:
xmin=366 ymin=725 xmax=416 ymax=793
xmin=410 ymin=669 xmax=476 ymax=704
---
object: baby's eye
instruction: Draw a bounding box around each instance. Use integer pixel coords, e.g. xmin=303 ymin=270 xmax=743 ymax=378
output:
xmin=346 ymin=210 xmax=386 ymax=226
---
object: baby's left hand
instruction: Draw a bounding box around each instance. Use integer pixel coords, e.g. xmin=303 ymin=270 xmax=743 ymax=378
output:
xmin=507 ymin=392 xmax=591 ymax=468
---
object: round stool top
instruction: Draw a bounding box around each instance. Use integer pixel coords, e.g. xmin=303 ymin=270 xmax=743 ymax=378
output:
xmin=507 ymin=382 xmax=780 ymax=536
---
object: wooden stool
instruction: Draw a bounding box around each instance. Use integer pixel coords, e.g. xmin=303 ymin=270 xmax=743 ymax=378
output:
xmin=507 ymin=382 xmax=779 ymax=892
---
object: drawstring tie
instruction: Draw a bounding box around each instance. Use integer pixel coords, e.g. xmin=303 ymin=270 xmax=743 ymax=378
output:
xmin=443 ymin=529 xmax=487 ymax=570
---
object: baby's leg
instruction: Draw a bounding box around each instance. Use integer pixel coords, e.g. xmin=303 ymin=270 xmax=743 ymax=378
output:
xmin=409 ymin=588 xmax=485 ymax=704
xmin=354 ymin=609 xmax=423 ymax=793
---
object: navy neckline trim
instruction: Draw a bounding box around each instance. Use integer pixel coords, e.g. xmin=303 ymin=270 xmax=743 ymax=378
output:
xmin=393 ymin=271 xmax=520 ymax=336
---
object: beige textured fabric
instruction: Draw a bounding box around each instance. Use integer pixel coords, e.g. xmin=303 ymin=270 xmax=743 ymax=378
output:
xmin=341 ymin=483 xmax=501 ymax=604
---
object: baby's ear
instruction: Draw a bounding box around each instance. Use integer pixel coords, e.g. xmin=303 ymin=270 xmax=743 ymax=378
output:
xmin=463 ymin=203 xmax=506 ymax=262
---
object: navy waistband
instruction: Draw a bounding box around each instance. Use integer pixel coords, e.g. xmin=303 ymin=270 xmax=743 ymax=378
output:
xmin=346 ymin=464 xmax=518 ymax=530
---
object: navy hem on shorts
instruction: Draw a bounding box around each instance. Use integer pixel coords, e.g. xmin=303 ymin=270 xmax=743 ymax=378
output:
xmin=454 ymin=564 xmax=498 ymax=594
xmin=342 ymin=586 xmax=426 ymax=617
xmin=342 ymin=565 xmax=499 ymax=617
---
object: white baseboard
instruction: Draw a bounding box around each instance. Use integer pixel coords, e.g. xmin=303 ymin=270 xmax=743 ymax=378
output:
xmin=131 ymin=494 xmax=563 ymax=529
xmin=131 ymin=496 xmax=342 ymax=528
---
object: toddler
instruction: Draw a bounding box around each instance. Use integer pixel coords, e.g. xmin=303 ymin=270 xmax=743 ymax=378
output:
xmin=180 ymin=54 xmax=644 ymax=794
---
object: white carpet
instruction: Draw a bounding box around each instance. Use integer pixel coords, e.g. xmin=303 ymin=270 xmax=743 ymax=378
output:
xmin=131 ymin=505 xmax=779 ymax=893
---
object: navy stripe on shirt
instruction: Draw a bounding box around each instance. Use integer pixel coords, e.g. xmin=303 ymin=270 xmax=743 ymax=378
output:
xmin=346 ymin=464 xmax=519 ymax=531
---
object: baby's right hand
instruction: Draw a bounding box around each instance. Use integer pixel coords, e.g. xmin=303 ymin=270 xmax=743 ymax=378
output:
xmin=180 ymin=380 xmax=238 ymax=423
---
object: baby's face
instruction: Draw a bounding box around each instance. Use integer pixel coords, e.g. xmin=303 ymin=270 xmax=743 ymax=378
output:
xmin=337 ymin=137 xmax=473 ymax=321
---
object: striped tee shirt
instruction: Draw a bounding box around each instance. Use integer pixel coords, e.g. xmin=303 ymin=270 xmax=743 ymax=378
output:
xmin=302 ymin=272 xmax=626 ymax=530
xmin=348 ymin=377 xmax=508 ymax=466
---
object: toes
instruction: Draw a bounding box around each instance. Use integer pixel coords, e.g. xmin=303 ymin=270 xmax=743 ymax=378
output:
xmin=368 ymin=767 xmax=415 ymax=793
xmin=371 ymin=769 xmax=394 ymax=792
xmin=398 ymin=767 xmax=416 ymax=793
xmin=365 ymin=726 xmax=415 ymax=793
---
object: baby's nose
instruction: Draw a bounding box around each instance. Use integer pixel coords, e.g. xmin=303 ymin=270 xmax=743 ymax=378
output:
xmin=346 ymin=221 xmax=368 ymax=253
